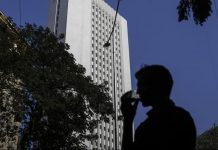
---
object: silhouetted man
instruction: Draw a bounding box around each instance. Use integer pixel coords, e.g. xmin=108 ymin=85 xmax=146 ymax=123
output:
xmin=121 ymin=65 xmax=196 ymax=150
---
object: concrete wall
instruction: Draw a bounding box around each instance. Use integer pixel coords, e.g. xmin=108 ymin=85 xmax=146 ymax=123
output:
xmin=65 ymin=0 xmax=92 ymax=75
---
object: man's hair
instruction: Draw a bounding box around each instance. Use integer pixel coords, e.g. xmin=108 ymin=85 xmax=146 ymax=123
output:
xmin=135 ymin=65 xmax=173 ymax=96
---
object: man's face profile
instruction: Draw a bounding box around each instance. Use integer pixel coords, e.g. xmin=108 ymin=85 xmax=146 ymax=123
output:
xmin=135 ymin=65 xmax=173 ymax=107
xmin=137 ymin=77 xmax=154 ymax=107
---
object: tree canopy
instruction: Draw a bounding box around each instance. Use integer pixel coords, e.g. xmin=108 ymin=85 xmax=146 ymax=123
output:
xmin=177 ymin=0 xmax=213 ymax=25
xmin=0 ymin=22 xmax=113 ymax=149
xmin=196 ymin=125 xmax=218 ymax=150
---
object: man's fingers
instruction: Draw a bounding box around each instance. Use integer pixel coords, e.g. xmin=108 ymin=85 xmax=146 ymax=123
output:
xmin=121 ymin=91 xmax=132 ymax=102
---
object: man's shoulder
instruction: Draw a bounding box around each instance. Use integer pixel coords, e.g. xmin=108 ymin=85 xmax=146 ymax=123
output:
xmin=173 ymin=106 xmax=192 ymax=118
xmin=172 ymin=106 xmax=196 ymax=129
xmin=136 ymin=104 xmax=195 ymax=130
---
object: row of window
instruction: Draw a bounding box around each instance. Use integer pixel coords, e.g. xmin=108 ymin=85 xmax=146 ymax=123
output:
xmin=91 ymin=3 xmax=121 ymax=50
xmin=91 ymin=21 xmax=120 ymax=35
xmin=91 ymin=37 xmax=120 ymax=48
xmin=93 ymin=134 xmax=122 ymax=149
xmin=90 ymin=2 xmax=124 ymax=150
xmin=91 ymin=8 xmax=120 ymax=32
xmin=91 ymin=22 xmax=120 ymax=41
xmin=92 ymin=3 xmax=116 ymax=22
xmin=91 ymin=64 xmax=122 ymax=76
xmin=91 ymin=75 xmax=122 ymax=95
xmin=91 ymin=48 xmax=122 ymax=62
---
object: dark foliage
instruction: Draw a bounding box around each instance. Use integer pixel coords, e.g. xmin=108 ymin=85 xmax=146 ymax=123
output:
xmin=0 ymin=22 xmax=113 ymax=149
xmin=177 ymin=0 xmax=213 ymax=25
xmin=196 ymin=125 xmax=218 ymax=150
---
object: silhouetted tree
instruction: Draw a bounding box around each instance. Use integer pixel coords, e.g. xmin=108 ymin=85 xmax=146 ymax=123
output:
xmin=0 ymin=21 xmax=113 ymax=149
xmin=196 ymin=125 xmax=218 ymax=150
xmin=0 ymin=17 xmax=26 ymax=149
xmin=177 ymin=0 xmax=213 ymax=25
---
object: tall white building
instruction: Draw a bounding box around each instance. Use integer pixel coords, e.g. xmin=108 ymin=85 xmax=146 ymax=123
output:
xmin=48 ymin=0 xmax=131 ymax=149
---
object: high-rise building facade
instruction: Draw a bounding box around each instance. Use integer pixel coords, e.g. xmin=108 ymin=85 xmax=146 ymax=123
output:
xmin=48 ymin=0 xmax=131 ymax=149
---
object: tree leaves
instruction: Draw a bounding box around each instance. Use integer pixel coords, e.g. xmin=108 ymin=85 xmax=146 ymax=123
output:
xmin=177 ymin=0 xmax=213 ymax=25
xmin=0 ymin=22 xmax=113 ymax=149
xmin=196 ymin=125 xmax=218 ymax=150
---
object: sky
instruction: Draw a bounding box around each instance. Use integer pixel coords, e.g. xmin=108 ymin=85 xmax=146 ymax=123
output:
xmin=1 ymin=0 xmax=218 ymax=135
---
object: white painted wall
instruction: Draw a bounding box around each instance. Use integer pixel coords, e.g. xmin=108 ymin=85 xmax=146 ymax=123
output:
xmin=120 ymin=18 xmax=131 ymax=92
xmin=65 ymin=0 xmax=92 ymax=75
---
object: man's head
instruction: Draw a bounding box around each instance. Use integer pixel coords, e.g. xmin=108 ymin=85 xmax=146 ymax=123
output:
xmin=135 ymin=65 xmax=173 ymax=107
